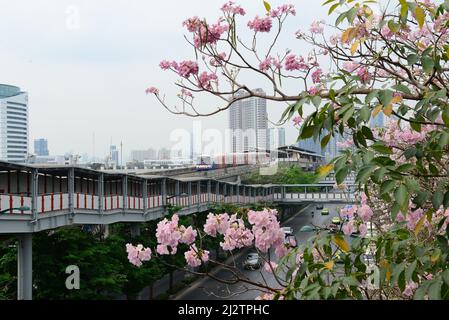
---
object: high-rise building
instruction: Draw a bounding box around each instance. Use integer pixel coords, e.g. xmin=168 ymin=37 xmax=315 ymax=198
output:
xmin=229 ymin=88 xmax=269 ymax=153
xmin=0 ymin=84 xmax=29 ymax=163
xmin=110 ymin=145 xmax=119 ymax=164
xmin=130 ymin=149 xmax=156 ymax=162
xmin=158 ymin=148 xmax=171 ymax=160
xmin=34 ymin=138 xmax=49 ymax=156
xmin=297 ymin=132 xmax=348 ymax=162
xmin=371 ymin=113 xmax=385 ymax=129
xmin=269 ymin=127 xmax=286 ymax=150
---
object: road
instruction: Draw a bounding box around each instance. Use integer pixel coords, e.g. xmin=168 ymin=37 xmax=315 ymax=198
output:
xmin=175 ymin=203 xmax=345 ymax=300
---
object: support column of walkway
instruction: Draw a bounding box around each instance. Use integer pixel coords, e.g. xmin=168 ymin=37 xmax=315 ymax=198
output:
xmin=17 ymin=233 xmax=32 ymax=300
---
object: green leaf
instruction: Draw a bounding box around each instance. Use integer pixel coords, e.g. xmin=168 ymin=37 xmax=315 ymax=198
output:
xmin=443 ymin=191 xmax=449 ymax=209
xmin=360 ymin=106 xmax=371 ymax=122
xmin=372 ymin=144 xmax=394 ymax=155
xmin=392 ymin=84 xmax=412 ymax=95
xmin=404 ymin=148 xmax=417 ymax=160
xmin=335 ymin=167 xmax=349 ymax=185
xmin=328 ymin=3 xmax=339 ymax=15
xmin=415 ymin=6 xmax=425 ymax=28
xmin=407 ymin=54 xmax=420 ymax=66
xmin=365 ymin=90 xmax=379 ymax=104
xmin=422 ymin=56 xmax=435 ymax=75
xmin=414 ymin=190 xmax=430 ymax=208
xmin=361 ymin=126 xmax=374 ymax=140
xmin=428 ymin=280 xmax=442 ymax=300
xmin=432 ymin=191 xmax=444 ymax=210
xmin=405 ymin=261 xmax=417 ymax=282
xmin=263 ymin=1 xmax=271 ymax=12
xmin=321 ymin=134 xmax=332 ymax=148
xmin=356 ymin=165 xmax=376 ymax=183
xmin=395 ymin=184 xmax=408 ymax=208
xmin=379 ymin=90 xmax=394 ymax=107
xmin=381 ymin=180 xmax=396 ymax=195
xmin=312 ymin=96 xmax=322 ymax=108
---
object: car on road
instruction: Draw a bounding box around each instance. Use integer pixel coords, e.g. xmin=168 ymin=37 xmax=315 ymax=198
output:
xmin=282 ymin=227 xmax=293 ymax=236
xmin=331 ymin=217 xmax=342 ymax=225
xmin=321 ymin=208 xmax=330 ymax=215
xmin=328 ymin=223 xmax=339 ymax=234
xmin=316 ymin=204 xmax=324 ymax=210
xmin=243 ymin=253 xmax=262 ymax=270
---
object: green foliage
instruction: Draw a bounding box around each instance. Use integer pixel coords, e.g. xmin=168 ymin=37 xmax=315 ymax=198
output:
xmin=242 ymin=165 xmax=318 ymax=185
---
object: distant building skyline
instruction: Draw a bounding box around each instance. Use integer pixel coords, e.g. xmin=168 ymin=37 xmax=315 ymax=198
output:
xmin=0 ymin=84 xmax=29 ymax=163
xmin=110 ymin=145 xmax=119 ymax=164
xmin=269 ymin=127 xmax=286 ymax=151
xmin=34 ymin=138 xmax=49 ymax=156
xmin=229 ymin=88 xmax=269 ymax=153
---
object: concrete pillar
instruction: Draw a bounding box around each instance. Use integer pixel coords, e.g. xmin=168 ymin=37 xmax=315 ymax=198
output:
xmin=188 ymin=182 xmax=192 ymax=207
xmin=162 ymin=179 xmax=167 ymax=207
xmin=176 ymin=181 xmax=180 ymax=206
xmin=31 ymin=169 xmax=38 ymax=221
xmin=17 ymin=234 xmax=32 ymax=300
xmin=142 ymin=179 xmax=148 ymax=212
xmin=207 ymin=180 xmax=211 ymax=203
xmin=122 ymin=175 xmax=128 ymax=211
xmin=130 ymin=224 xmax=141 ymax=237
xmin=98 ymin=173 xmax=104 ymax=214
xmin=197 ymin=182 xmax=200 ymax=206
xmin=68 ymin=168 xmax=75 ymax=216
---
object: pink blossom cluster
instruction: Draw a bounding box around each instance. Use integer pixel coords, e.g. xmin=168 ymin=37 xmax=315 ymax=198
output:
xmin=198 ymin=72 xmax=218 ymax=90
xmin=293 ymin=116 xmax=303 ymax=126
xmin=269 ymin=4 xmax=296 ymax=18
xmin=209 ymin=52 xmax=227 ymax=67
xmin=284 ymin=54 xmax=309 ymax=71
xmin=221 ymin=1 xmax=246 ymax=16
xmin=175 ymin=60 xmax=199 ymax=78
xmin=402 ymin=281 xmax=418 ymax=298
xmin=308 ymin=86 xmax=322 ymax=96
xmin=184 ymin=244 xmax=210 ymax=268
xmin=204 ymin=213 xmax=231 ymax=237
xmin=264 ymin=261 xmax=278 ymax=274
xmin=342 ymin=61 xmax=359 ymax=73
xmin=145 ymin=87 xmax=159 ymax=95
xmin=248 ymin=209 xmax=284 ymax=254
xmin=342 ymin=220 xmax=368 ymax=237
xmin=339 ymin=204 xmax=372 ymax=236
xmin=126 ymin=244 xmax=152 ymax=267
xmin=356 ymin=67 xmax=372 ymax=84
xmin=310 ymin=20 xmax=325 ymax=34
xmin=220 ymin=214 xmax=254 ymax=251
xmin=156 ymin=214 xmax=197 ymax=255
xmin=336 ymin=139 xmax=354 ymax=149
xmin=259 ymin=56 xmax=282 ymax=71
xmin=384 ymin=122 xmax=429 ymax=147
xmin=183 ymin=16 xmax=229 ymax=48
xmin=312 ymin=68 xmax=323 ymax=84
xmin=248 ymin=16 xmax=273 ymax=33
xmin=182 ymin=16 xmax=202 ymax=32
xmin=181 ymin=88 xmax=193 ymax=98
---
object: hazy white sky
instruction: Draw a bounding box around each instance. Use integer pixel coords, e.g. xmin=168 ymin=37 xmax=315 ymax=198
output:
xmin=0 ymin=0 xmax=329 ymax=160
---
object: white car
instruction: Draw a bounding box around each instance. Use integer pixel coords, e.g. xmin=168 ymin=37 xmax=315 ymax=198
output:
xmin=282 ymin=227 xmax=293 ymax=236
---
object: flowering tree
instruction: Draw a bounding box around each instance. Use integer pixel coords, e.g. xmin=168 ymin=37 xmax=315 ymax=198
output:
xmin=136 ymin=0 xmax=449 ymax=299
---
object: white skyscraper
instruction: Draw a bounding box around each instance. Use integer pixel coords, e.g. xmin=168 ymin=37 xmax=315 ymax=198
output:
xmin=0 ymin=84 xmax=29 ymax=163
xmin=229 ymin=88 xmax=269 ymax=153
xmin=269 ymin=127 xmax=286 ymax=150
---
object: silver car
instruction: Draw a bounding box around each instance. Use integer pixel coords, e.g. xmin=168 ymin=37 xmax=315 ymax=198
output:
xmin=243 ymin=253 xmax=262 ymax=270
